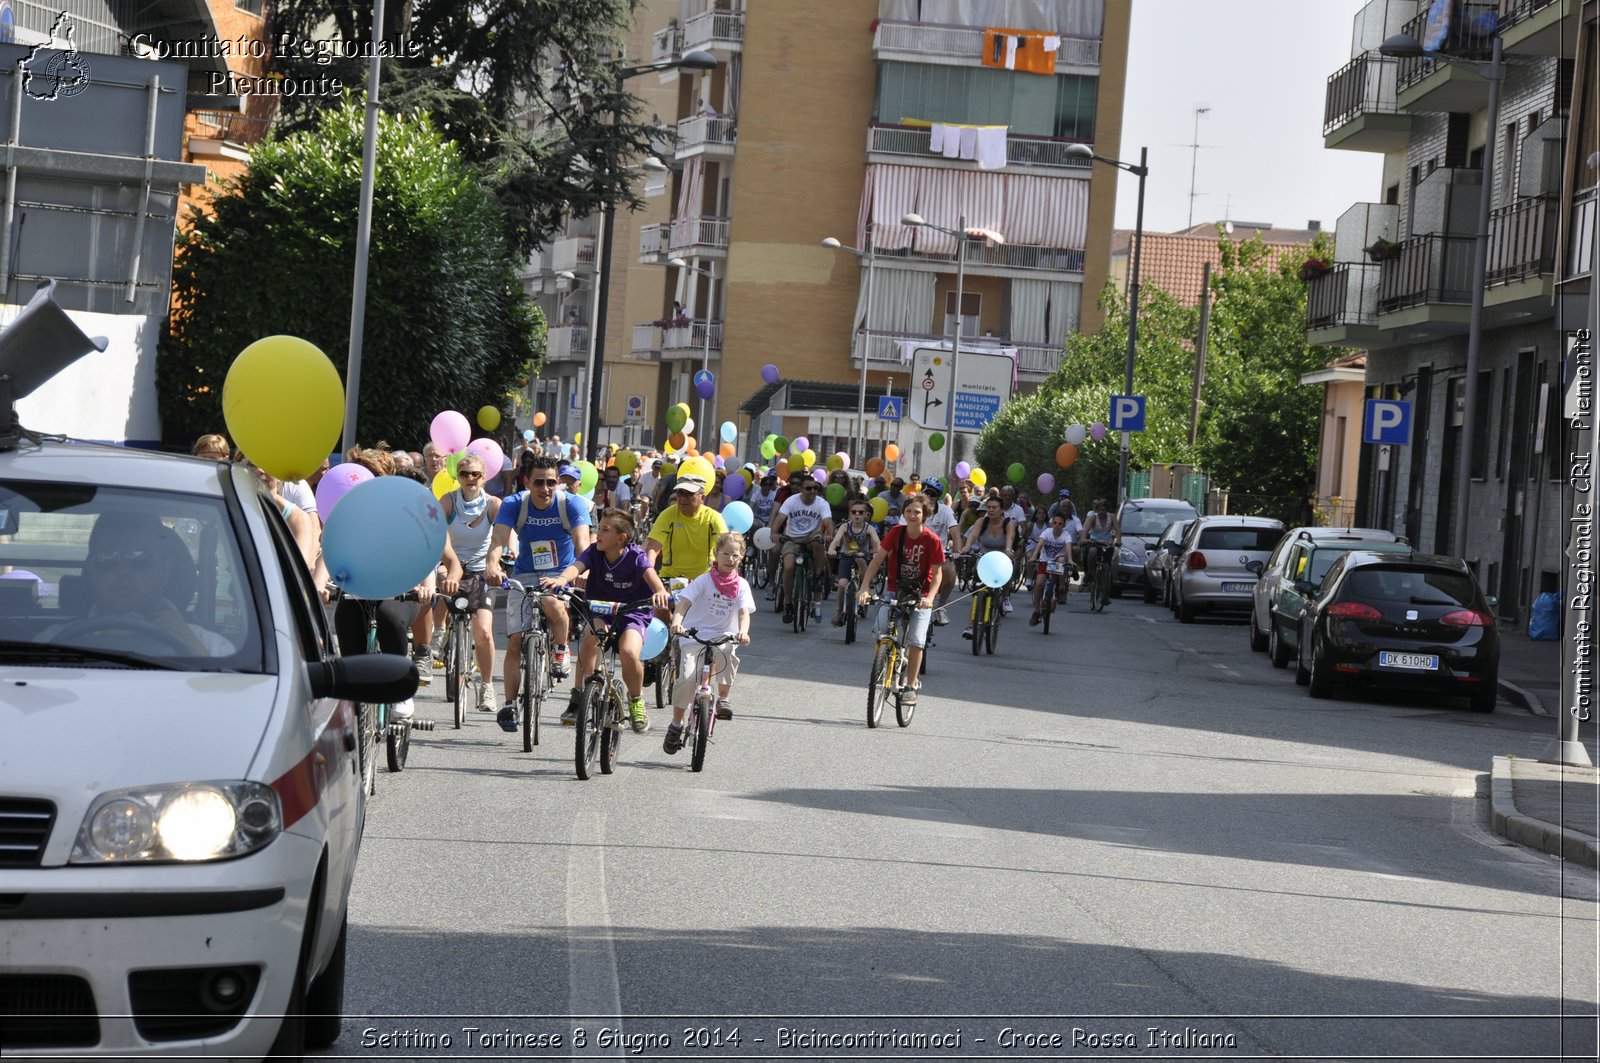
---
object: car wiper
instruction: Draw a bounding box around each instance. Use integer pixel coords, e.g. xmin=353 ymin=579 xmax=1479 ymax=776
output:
xmin=0 ymin=639 xmax=185 ymax=671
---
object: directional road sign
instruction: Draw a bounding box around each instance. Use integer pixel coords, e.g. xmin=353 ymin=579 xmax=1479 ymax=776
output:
xmin=1109 ymin=395 xmax=1146 ymax=432
xmin=909 ymin=347 xmax=1015 ymax=433
xmin=1362 ymin=399 xmax=1412 ymax=445
xmin=877 ymin=395 xmax=902 ymax=422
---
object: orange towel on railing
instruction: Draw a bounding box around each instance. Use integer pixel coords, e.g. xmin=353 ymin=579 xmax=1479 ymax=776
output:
xmin=980 ymin=28 xmax=1057 ymax=75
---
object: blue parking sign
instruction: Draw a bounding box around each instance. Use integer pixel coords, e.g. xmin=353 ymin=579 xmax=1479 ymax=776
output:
xmin=1109 ymin=395 xmax=1146 ymax=432
xmin=1363 ymin=399 xmax=1412 ymax=445
xmin=877 ymin=396 xmax=902 ymax=421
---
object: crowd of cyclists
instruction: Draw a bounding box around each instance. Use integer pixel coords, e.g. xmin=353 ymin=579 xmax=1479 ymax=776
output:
xmin=197 ymin=431 xmax=1124 ymax=750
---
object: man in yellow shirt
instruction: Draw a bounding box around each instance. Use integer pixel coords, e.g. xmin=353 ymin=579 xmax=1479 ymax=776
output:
xmin=645 ymin=473 xmax=727 ymax=583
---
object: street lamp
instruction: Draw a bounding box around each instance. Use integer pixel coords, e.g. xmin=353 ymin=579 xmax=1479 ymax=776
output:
xmin=901 ymin=211 xmax=973 ymax=485
xmin=584 ymin=47 xmax=717 ymax=459
xmin=668 ymin=256 xmax=719 ymax=431
xmin=821 ymin=235 xmax=877 ymax=452
xmin=1067 ymin=142 xmax=1148 ymax=510
xmin=1378 ymin=31 xmax=1502 ymax=561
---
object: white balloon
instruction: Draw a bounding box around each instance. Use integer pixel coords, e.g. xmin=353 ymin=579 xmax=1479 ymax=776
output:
xmin=752 ymin=527 xmax=775 ymax=551
xmin=1064 ymin=423 xmax=1087 ymax=445
xmin=683 ymin=417 xmax=695 ymax=436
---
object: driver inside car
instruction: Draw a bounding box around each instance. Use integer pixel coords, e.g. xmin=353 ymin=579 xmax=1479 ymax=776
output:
xmin=48 ymin=513 xmax=233 ymax=657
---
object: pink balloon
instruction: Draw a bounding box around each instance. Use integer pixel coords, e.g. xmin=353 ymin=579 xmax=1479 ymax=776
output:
xmin=955 ymin=461 xmax=972 ymax=479
xmin=1037 ymin=473 xmax=1055 ymax=494
xmin=834 ymin=452 xmax=851 ymax=470
xmin=314 ymin=462 xmax=374 ymax=524
xmin=431 ymin=410 xmax=471 ymax=454
xmin=1089 ymin=421 xmax=1108 ymax=441
xmin=466 ymin=437 xmax=505 ymax=475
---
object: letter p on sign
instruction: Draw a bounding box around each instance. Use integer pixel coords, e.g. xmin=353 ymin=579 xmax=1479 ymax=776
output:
xmin=1109 ymin=395 xmax=1146 ymax=432
xmin=1363 ymin=399 xmax=1412 ymax=445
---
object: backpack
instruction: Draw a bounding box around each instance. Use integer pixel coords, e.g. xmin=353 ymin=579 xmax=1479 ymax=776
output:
xmin=515 ymin=489 xmax=576 ymax=535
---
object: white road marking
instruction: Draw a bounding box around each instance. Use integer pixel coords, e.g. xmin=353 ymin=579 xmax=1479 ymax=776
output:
xmin=566 ymin=807 xmax=624 ymax=1057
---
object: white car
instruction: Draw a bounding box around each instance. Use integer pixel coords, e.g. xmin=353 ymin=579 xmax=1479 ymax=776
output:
xmin=0 ymin=441 xmax=414 ymax=1059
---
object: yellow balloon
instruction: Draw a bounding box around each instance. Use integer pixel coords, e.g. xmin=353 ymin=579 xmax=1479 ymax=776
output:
xmin=431 ymin=469 xmax=458 ymax=499
xmin=223 ymin=335 xmax=343 ymax=481
xmin=615 ymin=449 xmax=638 ymax=475
xmin=477 ymin=405 xmax=501 ymax=430
xmin=679 ymin=456 xmax=715 ymax=482
xmin=870 ymin=496 xmax=889 ymax=522
xmin=969 ymin=467 xmax=988 ymax=487
xmin=827 ymin=454 xmax=844 ymax=472
xmin=574 ymin=432 xmax=582 ymax=445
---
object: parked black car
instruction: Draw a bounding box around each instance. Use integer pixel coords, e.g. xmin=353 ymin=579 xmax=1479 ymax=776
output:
xmin=1295 ymin=551 xmax=1500 ymax=712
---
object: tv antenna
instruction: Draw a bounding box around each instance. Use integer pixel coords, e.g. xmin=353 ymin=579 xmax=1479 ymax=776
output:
xmin=1187 ymin=106 xmax=1210 ymax=230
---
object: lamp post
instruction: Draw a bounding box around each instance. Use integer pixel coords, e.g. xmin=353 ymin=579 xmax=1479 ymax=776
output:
xmin=821 ymin=235 xmax=877 ymax=451
xmin=1378 ymin=31 xmax=1502 ymax=560
xmin=342 ymin=0 xmax=388 ymax=451
xmin=668 ymin=256 xmax=718 ymax=431
xmin=1067 ymin=143 xmax=1147 ymax=510
xmin=902 ymin=212 xmax=971 ymax=486
xmin=583 ymin=48 xmax=717 ymax=461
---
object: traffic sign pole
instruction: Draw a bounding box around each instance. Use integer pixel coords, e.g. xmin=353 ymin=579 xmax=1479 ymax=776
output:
xmin=945 ymin=213 xmax=966 ymax=486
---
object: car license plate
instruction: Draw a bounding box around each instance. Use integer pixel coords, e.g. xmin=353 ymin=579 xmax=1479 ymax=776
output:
xmin=1379 ymin=651 xmax=1439 ymax=671
xmin=1221 ymin=582 xmax=1254 ymax=593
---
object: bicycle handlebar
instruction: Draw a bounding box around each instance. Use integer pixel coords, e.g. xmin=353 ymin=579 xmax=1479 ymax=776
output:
xmin=680 ymin=627 xmax=738 ymax=647
xmin=325 ymin=584 xmax=423 ymax=603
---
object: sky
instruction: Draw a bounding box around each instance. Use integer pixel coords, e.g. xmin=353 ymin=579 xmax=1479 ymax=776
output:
xmin=1113 ymin=0 xmax=1383 ymax=234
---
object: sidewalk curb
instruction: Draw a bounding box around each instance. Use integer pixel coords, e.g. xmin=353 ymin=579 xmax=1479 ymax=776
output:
xmin=1490 ymin=756 xmax=1600 ymax=869
xmin=1497 ymin=677 xmax=1549 ymax=716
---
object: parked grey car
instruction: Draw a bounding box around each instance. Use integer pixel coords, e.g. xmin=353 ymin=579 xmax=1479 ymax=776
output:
xmin=1248 ymin=526 xmax=1411 ymax=667
xmin=1115 ymin=498 xmax=1199 ymax=597
xmin=1142 ymin=518 xmax=1194 ymax=605
xmin=1171 ymin=515 xmax=1286 ymax=623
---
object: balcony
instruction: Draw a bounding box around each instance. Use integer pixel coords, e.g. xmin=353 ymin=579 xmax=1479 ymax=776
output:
xmin=551 ymin=235 xmax=596 ymax=274
xmin=682 ymin=8 xmax=743 ymax=54
xmin=866 ymin=124 xmax=1094 ymax=175
xmin=849 ymin=330 xmax=1063 ymax=379
xmin=638 ymin=223 xmax=670 ymax=263
xmin=661 ymin=319 xmax=722 ymax=360
xmin=189 ymin=109 xmax=271 ymax=147
xmin=668 ymin=215 xmax=730 ymax=257
xmin=1322 ymin=53 xmax=1411 ymax=152
xmin=1376 ymin=232 xmax=1476 ymax=335
xmin=546 ymin=325 xmax=590 ymax=364
xmin=1306 ymin=263 xmax=1387 ymax=347
xmin=1395 ymin=4 xmax=1497 ymax=113
xmin=651 ymin=25 xmax=681 ymax=65
xmin=872 ymin=20 xmax=1101 ymax=71
xmin=674 ymin=114 xmax=736 ymax=161
xmin=874 ymin=242 xmax=1086 ymax=278
xmin=631 ymin=323 xmax=662 ymax=361
xmin=1498 ymin=0 xmax=1579 ymax=57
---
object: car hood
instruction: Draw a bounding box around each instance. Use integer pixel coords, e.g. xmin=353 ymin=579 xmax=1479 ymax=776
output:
xmin=0 ymin=670 xmax=279 ymax=798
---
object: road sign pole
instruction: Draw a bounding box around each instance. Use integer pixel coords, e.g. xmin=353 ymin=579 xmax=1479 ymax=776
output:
xmin=855 ymin=236 xmax=875 ymax=451
xmin=945 ymin=213 xmax=966 ymax=486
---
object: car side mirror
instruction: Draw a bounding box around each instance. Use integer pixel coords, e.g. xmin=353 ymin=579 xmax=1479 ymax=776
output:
xmin=1245 ymin=560 xmax=1264 ymax=575
xmin=309 ymin=653 xmax=419 ymax=703
xmin=1484 ymin=595 xmax=1499 ymax=611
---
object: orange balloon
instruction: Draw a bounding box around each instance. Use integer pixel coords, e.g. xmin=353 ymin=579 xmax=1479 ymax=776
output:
xmin=1056 ymin=442 xmax=1078 ymax=469
xmin=533 ymin=411 xmax=547 ymax=427
xmin=865 ymin=456 xmax=885 ymax=477
xmin=885 ymin=444 xmax=901 ymax=462
xmin=669 ymin=431 xmax=687 ymax=451
xmin=685 ymin=435 xmax=697 ymax=452
xmin=719 ymin=442 xmax=736 ymax=458
xmin=776 ymin=459 xmax=790 ymax=480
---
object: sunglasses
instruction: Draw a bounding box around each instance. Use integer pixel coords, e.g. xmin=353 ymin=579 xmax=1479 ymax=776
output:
xmin=458 ymin=470 xmax=484 ymax=479
xmin=529 ymin=478 xmax=559 ymax=487
xmin=89 ymin=549 xmax=154 ymax=572
xmin=801 ymin=484 xmax=818 ymax=490
xmin=851 ymin=509 xmax=869 ymax=516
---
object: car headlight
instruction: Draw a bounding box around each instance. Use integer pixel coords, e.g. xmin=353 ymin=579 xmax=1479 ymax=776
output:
xmin=71 ymin=782 xmax=282 ymax=864
xmin=1118 ymin=547 xmax=1140 ymax=564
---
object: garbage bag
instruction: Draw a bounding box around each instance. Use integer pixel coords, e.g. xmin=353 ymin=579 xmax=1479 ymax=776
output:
xmin=1528 ymin=591 xmax=1560 ymax=641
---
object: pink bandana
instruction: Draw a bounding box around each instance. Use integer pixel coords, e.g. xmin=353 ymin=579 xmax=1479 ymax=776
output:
xmin=710 ymin=568 xmax=741 ymax=599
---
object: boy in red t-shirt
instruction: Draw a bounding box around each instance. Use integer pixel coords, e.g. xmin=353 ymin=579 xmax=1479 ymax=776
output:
xmin=857 ymin=494 xmax=945 ymax=704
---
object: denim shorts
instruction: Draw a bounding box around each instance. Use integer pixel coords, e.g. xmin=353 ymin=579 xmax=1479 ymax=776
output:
xmin=876 ymin=601 xmax=932 ymax=649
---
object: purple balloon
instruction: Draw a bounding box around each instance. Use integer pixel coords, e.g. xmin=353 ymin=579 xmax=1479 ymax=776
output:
xmin=1037 ymin=473 xmax=1055 ymax=494
xmin=1089 ymin=421 xmax=1108 ymax=441
xmin=315 ymin=462 xmax=374 ymax=524
xmin=793 ymin=436 xmax=810 ymax=454
xmin=696 ymin=377 xmax=716 ymax=400
xmin=723 ymin=473 xmax=746 ymax=500
xmin=955 ymin=461 xmax=972 ymax=479
xmin=761 ymin=364 xmax=780 ymax=385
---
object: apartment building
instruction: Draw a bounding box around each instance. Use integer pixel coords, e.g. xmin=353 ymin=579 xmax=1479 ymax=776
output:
xmin=526 ymin=0 xmax=1130 ymax=460
xmin=1309 ymin=0 xmax=1592 ymax=624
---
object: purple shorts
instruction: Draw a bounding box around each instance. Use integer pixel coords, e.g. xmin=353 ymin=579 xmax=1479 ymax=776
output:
xmin=593 ymin=605 xmax=652 ymax=643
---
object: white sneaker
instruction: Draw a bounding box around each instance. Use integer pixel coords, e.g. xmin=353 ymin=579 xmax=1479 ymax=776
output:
xmin=479 ymin=683 xmax=499 ymax=713
xmin=389 ymin=698 xmax=415 ymax=721
xmin=1001 ymin=596 xmax=1014 ymax=615
xmin=933 ymin=607 xmax=949 ymax=626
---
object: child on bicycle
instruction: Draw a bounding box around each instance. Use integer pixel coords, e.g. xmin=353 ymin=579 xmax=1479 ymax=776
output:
xmin=664 ymin=532 xmax=754 ymax=754
xmin=857 ymin=494 xmax=944 ymax=705
xmin=543 ymin=508 xmax=671 ymax=734
xmin=826 ymin=499 xmax=879 ymax=627
xmin=1027 ymin=512 xmax=1075 ymax=625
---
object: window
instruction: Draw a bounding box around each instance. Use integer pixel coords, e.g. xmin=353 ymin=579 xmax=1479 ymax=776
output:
xmin=874 ymin=63 xmax=1098 ymax=140
xmin=1446 ymin=112 xmax=1469 ymax=168
xmin=944 ymin=291 xmax=981 ymax=338
xmin=235 ymin=0 xmax=263 ymax=13
xmin=1495 ymin=366 xmax=1513 ymax=479
xmin=1196 ymin=527 xmax=1284 ymax=552
xmin=1332 ymin=416 xmax=1346 ymax=497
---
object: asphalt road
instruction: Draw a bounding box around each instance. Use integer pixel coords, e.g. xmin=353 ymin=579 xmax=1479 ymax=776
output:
xmin=317 ymin=582 xmax=1598 ymax=1062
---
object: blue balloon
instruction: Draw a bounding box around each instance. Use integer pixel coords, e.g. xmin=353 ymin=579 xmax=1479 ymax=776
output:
xmin=720 ymin=420 xmax=738 ymax=444
xmin=523 ymin=429 xmax=534 ymax=441
xmin=641 ymin=617 xmax=670 ymax=661
xmin=322 ymin=476 xmax=448 ymax=600
xmin=977 ymin=550 xmax=1014 ymax=590
xmin=721 ymin=500 xmax=754 ymax=533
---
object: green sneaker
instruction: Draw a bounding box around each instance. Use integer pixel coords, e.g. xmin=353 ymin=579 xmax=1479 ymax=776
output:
xmin=628 ymin=697 xmax=650 ymax=734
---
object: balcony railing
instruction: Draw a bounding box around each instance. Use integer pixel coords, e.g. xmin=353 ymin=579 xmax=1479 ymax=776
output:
xmin=851 ymin=330 xmax=1062 ymax=375
xmin=867 ymin=124 xmax=1093 ymax=171
xmin=190 ymin=109 xmax=272 ymax=145
xmin=547 ymin=325 xmax=590 ymax=362
xmin=1323 ymin=53 xmax=1403 ymax=135
xmin=1487 ymin=193 xmax=1558 ymax=284
xmin=668 ymin=216 xmax=730 ymax=254
xmin=1498 ymin=0 xmax=1559 ymax=30
xmin=639 ymin=223 xmax=669 ymax=260
xmin=1307 ymin=263 xmax=1382 ymax=329
xmin=1396 ymin=3 xmax=1498 ymax=91
xmin=632 ymin=323 xmax=662 ymax=357
xmin=682 ymin=8 xmax=744 ymax=51
xmin=1377 ymin=233 xmax=1477 ymax=313
xmin=675 ymin=114 xmax=737 ymax=154
xmin=652 ymin=25 xmax=681 ymax=65
xmin=876 ymin=242 xmax=1087 ymax=275
xmin=551 ymin=235 xmax=596 ymax=273
xmin=661 ymin=319 xmax=723 ymax=355
xmin=872 ymin=20 xmax=1101 ymax=69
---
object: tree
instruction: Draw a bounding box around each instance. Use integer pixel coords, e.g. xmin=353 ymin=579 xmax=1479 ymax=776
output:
xmin=266 ymin=0 xmax=659 ymax=254
xmin=159 ymin=101 xmax=545 ymax=450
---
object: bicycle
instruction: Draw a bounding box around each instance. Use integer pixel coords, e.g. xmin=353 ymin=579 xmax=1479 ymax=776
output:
xmin=504 ymin=578 xmax=560 ymax=753
xmin=839 ymin=553 xmax=870 ymax=644
xmin=676 ymin=628 xmax=738 ymax=772
xmin=565 ymin=590 xmax=654 ymax=781
xmin=964 ymin=554 xmax=1002 ymax=656
xmin=864 ymin=594 xmax=919 ymax=728
xmin=1035 ymin=557 xmax=1073 ymax=635
xmin=1083 ymin=540 xmax=1113 ymax=613
xmin=440 ymin=579 xmax=480 ymax=729
xmin=778 ymin=540 xmax=818 ymax=633
xmin=742 ymin=541 xmax=770 ymax=590
xmin=327 ymin=586 xmax=433 ymax=790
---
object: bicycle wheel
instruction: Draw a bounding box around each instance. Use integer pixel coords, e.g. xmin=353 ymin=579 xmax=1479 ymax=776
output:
xmin=985 ymin=610 xmax=999 ymax=655
xmin=1042 ymin=578 xmax=1054 ymax=634
xmin=792 ymin=562 xmax=808 ymax=633
xmin=867 ymin=639 xmax=894 ymax=728
xmin=385 ymin=707 xmax=410 ymax=773
xmin=598 ymin=688 xmax=621 ymax=775
xmin=575 ymin=680 xmax=602 ymax=780
xmin=522 ymin=634 xmax=544 ymax=752
xmin=844 ymin=596 xmax=857 ymax=644
xmin=654 ymin=637 xmax=676 ymax=709
xmin=450 ymin=620 xmax=470 ymax=729
xmin=443 ymin=619 xmax=461 ymax=708
xmin=690 ymin=696 xmax=711 ymax=772
xmin=970 ymin=594 xmax=984 ymax=656
xmin=1096 ymin=562 xmax=1112 ymax=611
xmin=356 ymin=703 xmax=377 ymax=797
xmin=894 ymin=647 xmax=916 ymax=728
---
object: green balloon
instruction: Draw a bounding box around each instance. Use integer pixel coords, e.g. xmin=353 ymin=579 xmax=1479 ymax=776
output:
xmin=577 ymin=460 xmax=599 ymax=494
xmin=1007 ymin=462 xmax=1026 ymax=483
xmin=666 ymin=406 xmax=687 ymax=433
xmin=760 ymin=438 xmax=777 ymax=460
xmin=445 ymin=449 xmax=464 ymax=477
xmin=772 ymin=435 xmax=790 ymax=457
xmin=928 ymin=432 xmax=945 ymax=452
xmin=825 ymin=483 xmax=846 ymax=506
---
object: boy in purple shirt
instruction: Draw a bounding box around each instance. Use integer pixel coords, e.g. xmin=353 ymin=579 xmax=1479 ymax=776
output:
xmin=543 ymin=508 xmax=671 ymax=733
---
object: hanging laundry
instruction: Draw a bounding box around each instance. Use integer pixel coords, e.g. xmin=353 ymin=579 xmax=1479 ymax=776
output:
xmin=958 ymin=126 xmax=979 ymax=160
xmin=975 ymin=126 xmax=1008 ymax=170
xmin=980 ymin=27 xmax=1057 ymax=76
xmin=928 ymin=123 xmax=946 ymax=153
xmin=942 ymin=126 xmax=961 ymax=158
xmin=1043 ymin=34 xmax=1062 ymax=53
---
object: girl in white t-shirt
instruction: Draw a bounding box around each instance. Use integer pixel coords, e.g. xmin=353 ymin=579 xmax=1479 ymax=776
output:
xmin=664 ymin=532 xmax=755 ymax=754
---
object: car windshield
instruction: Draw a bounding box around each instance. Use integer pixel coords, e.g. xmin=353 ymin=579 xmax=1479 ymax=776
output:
xmin=1345 ymin=567 xmax=1476 ymax=607
xmin=1308 ymin=541 xmax=1411 ymax=582
xmin=1123 ymin=505 xmax=1195 ymax=535
xmin=1197 ymin=527 xmax=1283 ymax=551
xmin=0 ymin=481 xmax=264 ymax=671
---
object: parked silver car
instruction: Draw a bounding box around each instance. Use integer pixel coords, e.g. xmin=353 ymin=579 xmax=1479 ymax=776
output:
xmin=1247 ymin=526 xmax=1411 ymax=667
xmin=1170 ymin=515 xmax=1286 ymax=623
xmin=1142 ymin=518 xmax=1194 ymax=605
